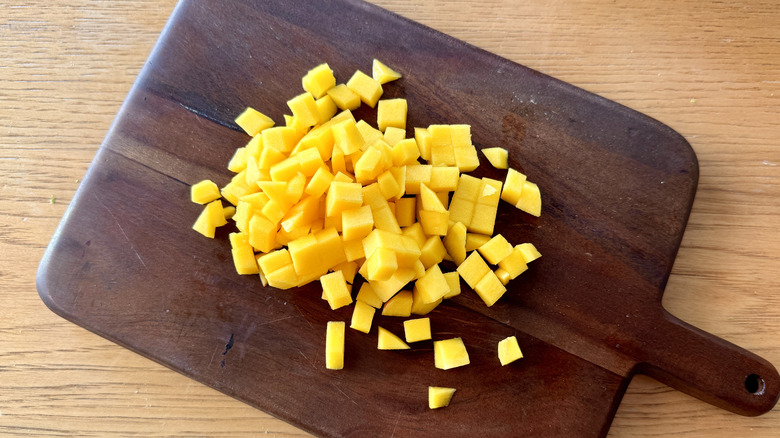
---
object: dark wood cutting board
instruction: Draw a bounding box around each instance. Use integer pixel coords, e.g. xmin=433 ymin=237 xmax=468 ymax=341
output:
xmin=37 ymin=0 xmax=779 ymax=436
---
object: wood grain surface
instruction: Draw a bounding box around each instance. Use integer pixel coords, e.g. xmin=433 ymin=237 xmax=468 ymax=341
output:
xmin=3 ymin=0 xmax=779 ymax=436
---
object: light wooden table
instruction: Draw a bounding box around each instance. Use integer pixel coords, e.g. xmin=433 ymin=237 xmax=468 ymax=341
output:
xmin=2 ymin=0 xmax=779 ymax=436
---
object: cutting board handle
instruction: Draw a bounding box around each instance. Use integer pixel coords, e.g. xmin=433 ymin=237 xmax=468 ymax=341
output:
xmin=637 ymin=309 xmax=780 ymax=416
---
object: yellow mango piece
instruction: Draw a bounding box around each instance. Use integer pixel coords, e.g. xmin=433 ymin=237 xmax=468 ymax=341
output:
xmin=295 ymin=147 xmax=325 ymax=177
xmin=457 ymin=251 xmax=491 ymax=289
xmin=478 ymin=234 xmax=514 ymax=265
xmin=270 ymin=157 xmax=302 ymax=182
xmin=377 ymin=170 xmax=401 ymax=200
xmin=341 ymin=205 xmax=374 ymax=241
xmin=229 ymin=233 xmax=259 ymax=275
xmin=325 ymin=321 xmax=345 ymax=370
xmin=326 ymin=84 xmax=361 ymax=111
xmin=434 ymin=337 xmax=470 ymax=370
xmin=415 ymin=264 xmax=449 ymax=304
xmin=495 ymin=268 xmax=512 ymax=285
xmin=248 ymin=214 xmax=278 ymax=253
xmin=391 ymin=138 xmax=420 ymax=166
xmin=245 ymin=134 xmax=263 ymax=158
xmin=258 ymin=144 xmax=286 ymax=170
xmin=191 ymin=180 xmax=221 ymax=204
xmin=235 ymin=107 xmax=275 ymax=137
xmin=419 ymin=236 xmax=447 ymax=269
xmin=321 ymin=270 xmax=353 ymax=310
xmin=377 ymin=326 xmax=410 ymax=350
xmin=314 ymin=95 xmax=338 ymax=125
xmin=411 ymin=284 xmax=442 ymax=315
xmin=516 ymin=180 xmax=542 ymax=217
xmin=223 ymin=205 xmax=236 ymax=220
xmin=265 ymin=264 xmax=299 ymax=289
xmin=362 ymin=183 xmax=401 ymax=233
xmin=284 ymin=114 xmax=310 ymax=139
xmin=402 ymin=222 xmax=427 ymax=249
xmin=288 ymin=227 xmax=346 ymax=279
xmin=305 ymin=166 xmax=334 ymax=198
xmin=350 ymin=300 xmax=376 ymax=334
xmin=383 ymin=126 xmax=406 ymax=146
xmin=227 ymin=147 xmax=248 ymax=173
xmin=377 ymin=98 xmax=407 ymax=132
xmin=428 ymin=167 xmax=459 ymax=193
xmin=333 ymin=260 xmax=358 ymax=284
xmin=325 ymin=181 xmax=363 ymax=217
xmin=332 ymin=119 xmax=366 ymax=155
xmin=465 ymin=233 xmax=491 ymax=252
xmin=469 ymin=203 xmax=498 ymax=236
xmin=346 ymin=70 xmax=383 ymax=108
xmin=395 ymin=197 xmax=416 ymax=228
xmin=498 ymin=335 xmax=524 ymax=366
xmin=430 ymin=143 xmax=456 ymax=167
xmin=443 ymin=222 xmax=467 ymax=265
xmin=497 ymin=246 xmax=529 ymax=280
xmin=192 ymin=200 xmax=228 ymax=238
xmin=419 ymin=210 xmax=449 ymax=236
xmin=369 ymin=269 xmax=416 ymax=302
xmin=367 ymin=247 xmax=397 ymax=281
xmin=287 ymin=92 xmax=319 ymax=128
xmin=516 ymin=242 xmax=542 ymax=263
xmin=372 ymin=59 xmax=402 ymax=84
xmin=342 ymin=235 xmax=364 ymax=261
xmin=442 ymin=271 xmax=461 ymax=299
xmin=355 ymin=119 xmax=384 ymax=146
xmin=403 ymin=317 xmax=431 ymax=343
xmin=262 ymin=126 xmax=298 ymax=153
xmin=302 ymin=63 xmax=336 ymax=99
xmin=354 ymin=146 xmax=384 ymax=183
xmin=419 ymin=183 xmax=446 ymax=213
xmin=330 ymin=146 xmax=347 ymax=175
xmin=257 ymin=248 xmax=292 ymax=275
xmin=356 ymin=282 xmax=383 ymax=308
xmin=482 ymin=147 xmax=508 ymax=169
xmin=414 ymin=127 xmax=432 ymax=162
xmin=405 ymin=165 xmax=432 ymax=195
xmin=428 ymin=387 xmax=456 ymax=409
xmin=389 ymin=166 xmax=407 ymax=200
xmin=501 ymin=168 xmax=527 ymax=206
xmin=474 ymin=270 xmax=507 ymax=307
xmin=381 ymin=290 xmax=413 ymax=317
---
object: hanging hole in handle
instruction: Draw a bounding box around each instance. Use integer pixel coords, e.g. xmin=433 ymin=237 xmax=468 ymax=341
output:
xmin=745 ymin=374 xmax=766 ymax=395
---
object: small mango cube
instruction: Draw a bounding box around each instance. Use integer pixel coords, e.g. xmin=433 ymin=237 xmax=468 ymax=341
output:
xmin=428 ymin=387 xmax=456 ymax=409
xmin=411 ymin=285 xmax=442 ymax=315
xmin=356 ymin=282 xmax=383 ymax=308
xmin=191 ymin=180 xmax=221 ymax=204
xmin=325 ymin=181 xmax=363 ymax=217
xmin=497 ymin=246 xmax=529 ymax=280
xmin=501 ymin=168 xmax=527 ymax=206
xmin=498 ymin=335 xmax=523 ymax=366
xmin=372 ymin=59 xmax=402 ymax=84
xmin=516 ymin=242 xmax=542 ymax=263
xmin=305 ymin=166 xmax=334 ymax=198
xmin=367 ymin=247 xmax=397 ymax=281
xmin=433 ymin=337 xmax=470 ymax=370
xmin=346 ymin=70 xmax=383 ymax=108
xmin=325 ymin=321 xmax=345 ymax=370
xmin=287 ymin=92 xmax=320 ymax=127
xmin=326 ymin=84 xmax=361 ymax=111
xmin=442 ymin=271 xmax=461 ymax=298
xmin=515 ymin=180 xmax=542 ymax=217
xmin=377 ymin=326 xmax=410 ymax=350
xmin=383 ymin=126 xmax=406 ymax=146
xmin=381 ymin=290 xmax=413 ymax=317
xmin=192 ymin=199 xmax=228 ymax=238
xmin=341 ymin=205 xmax=374 ymax=241
xmin=321 ymin=270 xmax=353 ymax=310
xmin=332 ymin=119 xmax=366 ymax=155
xmin=350 ymin=300 xmax=375 ymax=334
xmin=415 ymin=264 xmax=450 ymax=304
xmin=481 ymin=147 xmax=508 ymax=169
xmin=478 ymin=234 xmax=514 ymax=265
xmin=419 ymin=236 xmax=447 ymax=269
xmin=457 ymin=251 xmax=491 ymax=289
xmin=395 ymin=197 xmax=416 ymax=227
xmin=392 ymin=138 xmax=420 ymax=166
xmin=235 ymin=107 xmax=274 ymax=136
xmin=302 ymin=63 xmax=336 ymax=99
xmin=377 ymin=98 xmax=407 ymax=131
xmin=474 ymin=270 xmax=507 ymax=307
xmin=443 ymin=222 xmax=467 ymax=265
xmin=465 ymin=233 xmax=491 ymax=252
xmin=403 ymin=317 xmax=431 ymax=343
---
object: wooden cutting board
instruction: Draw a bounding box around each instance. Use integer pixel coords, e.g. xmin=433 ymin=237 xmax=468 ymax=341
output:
xmin=37 ymin=0 xmax=779 ymax=436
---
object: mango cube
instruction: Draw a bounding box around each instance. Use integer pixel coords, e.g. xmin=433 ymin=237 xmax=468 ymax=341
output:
xmin=332 ymin=119 xmax=366 ymax=155
xmin=411 ymin=285 xmax=442 ymax=315
xmin=457 ymin=251 xmax=491 ymax=289
xmin=433 ymin=337 xmax=470 ymax=370
xmin=372 ymin=59 xmax=402 ymax=84
xmin=325 ymin=181 xmax=363 ymax=217
xmin=321 ymin=270 xmax=353 ymax=310
xmin=191 ymin=180 xmax=221 ymax=204
xmin=418 ymin=210 xmax=449 ymax=236
xmin=315 ymin=95 xmax=338 ymax=124
xmin=383 ymin=126 xmax=406 ymax=146
xmin=356 ymin=282 xmax=383 ymax=308
xmin=392 ymin=138 xmax=420 ymax=166
xmin=414 ymin=127 xmax=432 ymax=161
xmin=381 ymin=290 xmax=413 ymax=317
xmin=341 ymin=205 xmax=374 ymax=241
xmin=419 ymin=236 xmax=447 ymax=269
xmin=326 ymin=84 xmax=361 ymax=111
xmin=287 ymin=92 xmax=320 ymax=127
xmin=495 ymin=268 xmax=511 ymax=285
xmin=478 ymin=234 xmax=514 ymax=265
xmin=465 ymin=233 xmax=491 ymax=252
xmin=501 ymin=168 xmax=527 ymax=206
xmin=367 ymin=247 xmax=397 ymax=281
xmin=415 ymin=264 xmax=450 ymax=304
xmin=325 ymin=321 xmax=345 ymax=370
xmin=346 ymin=70 xmax=383 ymax=108
xmin=498 ymin=335 xmax=523 ymax=366
xmin=516 ymin=242 xmax=542 ymax=263
xmin=395 ymin=197 xmax=416 ymax=227
xmin=481 ymin=147 xmax=508 ymax=169
xmin=515 ymin=180 xmax=542 ymax=217
xmin=403 ymin=317 xmax=431 ymax=343
xmin=192 ymin=199 xmax=229 ymax=238
xmin=442 ymin=271 xmax=461 ymax=298
xmin=428 ymin=387 xmax=456 ymax=409
xmin=497 ymin=246 xmax=529 ymax=280
xmin=474 ymin=270 xmax=507 ymax=307
xmin=235 ymin=107 xmax=274 ymax=136
xmin=302 ymin=63 xmax=336 ymax=99
xmin=405 ymin=165 xmax=432 ymax=195
xmin=377 ymin=326 xmax=410 ymax=350
xmin=377 ymin=98 xmax=407 ymax=131
xmin=350 ymin=300 xmax=375 ymax=334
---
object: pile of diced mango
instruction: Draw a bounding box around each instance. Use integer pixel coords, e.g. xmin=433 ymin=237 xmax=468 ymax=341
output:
xmin=190 ymin=60 xmax=541 ymax=409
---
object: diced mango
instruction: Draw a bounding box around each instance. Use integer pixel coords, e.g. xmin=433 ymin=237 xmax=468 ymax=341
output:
xmin=415 ymin=264 xmax=450 ymax=304
xmin=501 ymin=168 xmax=527 ymax=206
xmin=498 ymin=335 xmax=523 ymax=366
xmin=465 ymin=233 xmax=491 ymax=252
xmin=516 ymin=242 xmax=542 ymax=263
xmin=457 ymin=251 xmax=491 ymax=289
xmin=495 ymin=268 xmax=511 ymax=285
xmin=315 ymin=95 xmax=338 ymax=125
xmin=321 ymin=270 xmax=353 ymax=310
xmin=235 ymin=107 xmax=274 ymax=137
xmin=332 ymin=119 xmax=366 ymax=155
xmin=442 ymin=271 xmax=461 ymax=299
xmin=428 ymin=387 xmax=456 ymax=409
xmin=433 ymin=337 xmax=470 ymax=370
xmin=191 ymin=180 xmax=221 ymax=204
xmin=287 ymin=92 xmax=320 ymax=127
xmin=418 ymin=210 xmax=449 ymax=236
xmin=326 ymin=84 xmax=361 ymax=111
xmin=419 ymin=236 xmax=447 ymax=269
xmin=497 ymin=246 xmax=529 ymax=280
xmin=372 ymin=59 xmax=402 ymax=84
xmin=377 ymin=326 xmax=410 ymax=350
xmin=478 ymin=234 xmax=514 ymax=265
xmin=381 ymin=290 xmax=413 ymax=317
xmin=377 ymin=98 xmax=407 ymax=132
xmin=325 ymin=321 xmax=345 ymax=370
xmin=411 ymin=284 xmax=442 ymax=315
xmin=346 ymin=70 xmax=383 ymax=108
xmin=341 ymin=205 xmax=374 ymax=241
xmin=262 ymin=126 xmax=298 ymax=153
xmin=404 ymin=317 xmax=431 ymax=343
xmin=391 ymin=138 xmax=420 ymax=166
xmin=482 ymin=147 xmax=508 ymax=169
xmin=369 ymin=268 xmax=416 ymax=302
xmin=383 ymin=126 xmax=406 ymax=146
xmin=367 ymin=247 xmax=397 ymax=281
xmin=257 ymin=248 xmax=292 ymax=275
xmin=302 ymin=63 xmax=336 ymax=99
xmin=443 ymin=222 xmax=467 ymax=265
xmin=515 ymin=180 xmax=542 ymax=217
xmin=350 ymin=300 xmax=375 ymax=334
xmin=356 ymin=282 xmax=383 ymax=308
xmin=192 ymin=199 xmax=228 ymax=238
xmin=326 ymin=181 xmax=363 ymax=217
xmin=405 ymin=165 xmax=432 ymax=194
xmin=474 ymin=270 xmax=507 ymax=307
